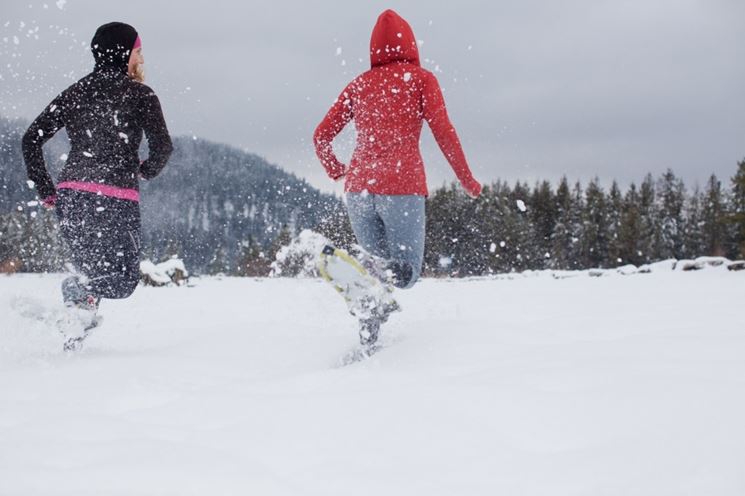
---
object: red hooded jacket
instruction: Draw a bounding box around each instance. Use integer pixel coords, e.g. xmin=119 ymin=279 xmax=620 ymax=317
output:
xmin=314 ymin=10 xmax=481 ymax=197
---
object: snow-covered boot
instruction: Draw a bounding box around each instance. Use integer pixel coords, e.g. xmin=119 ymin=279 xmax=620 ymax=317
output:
xmin=350 ymin=246 xmax=394 ymax=285
xmin=59 ymin=276 xmax=100 ymax=352
xmin=351 ymin=245 xmax=413 ymax=290
xmin=62 ymin=275 xmax=89 ymax=304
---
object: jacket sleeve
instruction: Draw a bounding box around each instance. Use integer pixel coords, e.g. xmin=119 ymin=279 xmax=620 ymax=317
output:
xmin=139 ymin=88 xmax=174 ymax=180
xmin=313 ymin=84 xmax=354 ymax=180
xmin=22 ymin=95 xmax=66 ymax=200
xmin=422 ymin=73 xmax=481 ymax=196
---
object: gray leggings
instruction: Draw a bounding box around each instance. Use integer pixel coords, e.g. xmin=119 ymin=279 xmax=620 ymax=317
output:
xmin=346 ymin=193 xmax=425 ymax=289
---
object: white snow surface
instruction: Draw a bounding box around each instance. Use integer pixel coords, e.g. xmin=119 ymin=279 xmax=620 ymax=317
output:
xmin=1 ymin=269 xmax=745 ymax=495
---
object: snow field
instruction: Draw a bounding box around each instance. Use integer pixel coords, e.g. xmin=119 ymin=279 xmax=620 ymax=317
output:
xmin=1 ymin=269 xmax=744 ymax=495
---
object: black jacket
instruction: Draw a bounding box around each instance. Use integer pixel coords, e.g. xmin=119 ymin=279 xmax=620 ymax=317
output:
xmin=22 ymin=66 xmax=173 ymax=200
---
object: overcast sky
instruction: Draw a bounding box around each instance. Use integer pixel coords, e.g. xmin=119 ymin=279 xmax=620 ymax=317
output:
xmin=2 ymin=0 xmax=744 ymax=195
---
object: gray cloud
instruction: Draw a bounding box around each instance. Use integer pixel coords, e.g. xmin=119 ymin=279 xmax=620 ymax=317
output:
xmin=2 ymin=0 xmax=744 ymax=195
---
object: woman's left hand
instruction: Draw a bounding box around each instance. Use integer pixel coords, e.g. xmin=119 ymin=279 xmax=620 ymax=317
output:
xmin=463 ymin=178 xmax=482 ymax=199
xmin=41 ymin=195 xmax=57 ymax=209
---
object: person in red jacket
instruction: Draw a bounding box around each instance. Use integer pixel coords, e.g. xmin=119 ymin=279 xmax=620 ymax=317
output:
xmin=314 ymin=9 xmax=481 ymax=290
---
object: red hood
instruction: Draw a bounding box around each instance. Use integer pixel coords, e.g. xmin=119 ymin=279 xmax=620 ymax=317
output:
xmin=370 ymin=10 xmax=420 ymax=68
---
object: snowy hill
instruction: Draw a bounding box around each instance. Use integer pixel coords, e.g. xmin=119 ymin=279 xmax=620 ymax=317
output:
xmin=0 ymin=116 xmax=343 ymax=273
xmin=2 ymin=268 xmax=744 ymax=495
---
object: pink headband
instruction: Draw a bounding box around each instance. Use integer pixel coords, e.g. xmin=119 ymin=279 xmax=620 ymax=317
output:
xmin=132 ymin=36 xmax=142 ymax=50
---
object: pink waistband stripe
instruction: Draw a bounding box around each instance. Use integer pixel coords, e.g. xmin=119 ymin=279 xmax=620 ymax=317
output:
xmin=57 ymin=181 xmax=140 ymax=202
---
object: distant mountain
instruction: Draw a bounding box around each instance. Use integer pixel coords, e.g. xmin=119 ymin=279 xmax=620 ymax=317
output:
xmin=0 ymin=115 xmax=344 ymax=273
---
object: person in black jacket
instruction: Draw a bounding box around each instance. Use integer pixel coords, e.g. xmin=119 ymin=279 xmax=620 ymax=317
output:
xmin=21 ymin=22 xmax=173 ymax=349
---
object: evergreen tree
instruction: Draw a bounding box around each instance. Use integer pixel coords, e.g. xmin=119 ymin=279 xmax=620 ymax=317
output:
xmin=638 ymin=174 xmax=658 ymax=263
xmin=457 ymin=183 xmax=503 ymax=275
xmin=682 ymin=186 xmax=705 ymax=259
xmin=424 ymin=184 xmax=461 ymax=276
xmin=529 ymin=180 xmax=555 ymax=270
xmin=581 ymin=178 xmax=609 ymax=268
xmin=550 ymin=177 xmax=573 ymax=269
xmin=656 ymin=169 xmax=686 ymax=260
xmin=450 ymin=186 xmax=490 ymax=276
xmin=618 ymin=183 xmax=643 ymax=265
xmin=730 ymin=159 xmax=745 ymax=258
xmin=482 ymin=184 xmax=507 ymax=274
xmin=557 ymin=181 xmax=586 ymax=270
xmin=449 ymin=188 xmax=476 ymax=275
xmin=506 ymin=181 xmax=533 ymax=272
xmin=606 ymin=181 xmax=623 ymax=266
xmin=486 ymin=181 xmax=513 ymax=273
xmin=701 ymin=174 xmax=726 ymax=256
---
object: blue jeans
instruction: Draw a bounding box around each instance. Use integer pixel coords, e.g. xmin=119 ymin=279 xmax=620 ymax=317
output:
xmin=346 ymin=193 xmax=425 ymax=289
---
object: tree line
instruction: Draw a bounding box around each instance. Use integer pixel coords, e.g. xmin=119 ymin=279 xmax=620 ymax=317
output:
xmin=423 ymin=162 xmax=745 ymax=276
xmin=2 ymin=161 xmax=744 ymax=277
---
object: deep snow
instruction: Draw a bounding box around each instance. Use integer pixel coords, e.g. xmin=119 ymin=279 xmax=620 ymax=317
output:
xmin=1 ymin=269 xmax=744 ymax=495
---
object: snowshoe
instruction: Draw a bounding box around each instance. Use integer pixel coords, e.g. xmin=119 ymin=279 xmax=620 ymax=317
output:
xmin=317 ymin=244 xmax=401 ymax=346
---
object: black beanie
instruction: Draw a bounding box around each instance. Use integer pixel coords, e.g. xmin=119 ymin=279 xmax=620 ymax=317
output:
xmin=91 ymin=22 xmax=138 ymax=70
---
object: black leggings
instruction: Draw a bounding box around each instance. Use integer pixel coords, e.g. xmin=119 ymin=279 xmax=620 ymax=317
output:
xmin=56 ymin=189 xmax=141 ymax=299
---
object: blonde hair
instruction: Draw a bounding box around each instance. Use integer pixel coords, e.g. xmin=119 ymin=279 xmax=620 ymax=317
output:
xmin=129 ymin=63 xmax=145 ymax=83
